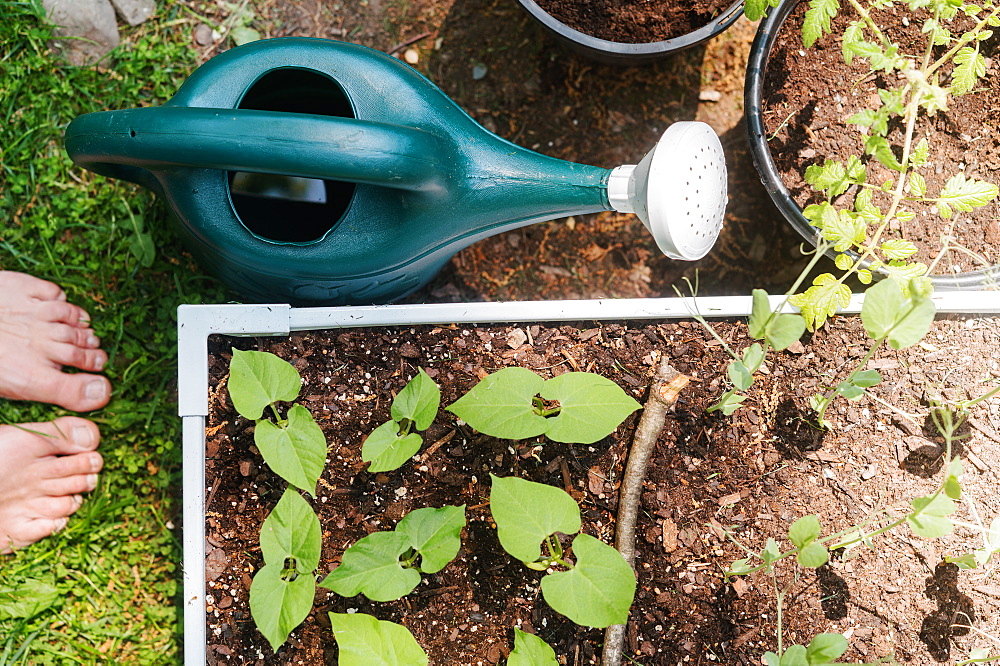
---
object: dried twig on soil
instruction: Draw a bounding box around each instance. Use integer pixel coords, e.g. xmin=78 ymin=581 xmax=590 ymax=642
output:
xmin=602 ymin=358 xmax=689 ymax=666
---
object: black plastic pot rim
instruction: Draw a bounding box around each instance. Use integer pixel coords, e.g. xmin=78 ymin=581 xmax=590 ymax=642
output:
xmin=744 ymin=0 xmax=1000 ymax=290
xmin=515 ymin=0 xmax=745 ymax=65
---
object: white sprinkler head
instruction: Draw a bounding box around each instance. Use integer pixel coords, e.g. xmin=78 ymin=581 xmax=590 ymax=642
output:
xmin=607 ymin=121 xmax=727 ymax=261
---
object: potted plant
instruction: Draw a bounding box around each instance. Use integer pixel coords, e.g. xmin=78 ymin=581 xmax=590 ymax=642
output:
xmin=178 ymin=293 xmax=1000 ymax=664
xmin=745 ymin=0 xmax=1000 ymax=289
xmin=514 ymin=0 xmax=745 ymax=64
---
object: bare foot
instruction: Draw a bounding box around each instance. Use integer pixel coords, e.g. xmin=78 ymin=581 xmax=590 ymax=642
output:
xmin=0 ymin=416 xmax=103 ymax=554
xmin=0 ymin=271 xmax=111 ymax=411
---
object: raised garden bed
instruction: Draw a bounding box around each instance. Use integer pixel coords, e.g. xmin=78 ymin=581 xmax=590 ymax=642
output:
xmin=179 ymin=295 xmax=1000 ymax=664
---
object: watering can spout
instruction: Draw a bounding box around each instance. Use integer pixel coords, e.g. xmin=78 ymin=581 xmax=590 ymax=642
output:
xmin=65 ymin=37 xmax=727 ymax=305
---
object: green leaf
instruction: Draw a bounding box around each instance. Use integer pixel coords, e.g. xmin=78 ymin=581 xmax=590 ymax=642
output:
xmin=788 ymin=515 xmax=821 ymax=549
xmin=864 ymin=135 xmax=903 ymax=171
xmin=446 ymin=367 xmax=548 ymax=439
xmin=329 ymin=612 xmax=429 ymax=666
xmin=842 ymin=20 xmax=864 ymax=63
xmin=908 ymin=172 xmax=927 ymax=197
xmin=728 ymin=361 xmax=753 ymax=392
xmin=766 ymin=313 xmax=807 ymax=351
xmin=396 ymin=505 xmax=466 ymax=574
xmin=834 ymin=381 xmax=865 ymax=400
xmin=944 ymin=457 xmax=963 ymax=500
xmin=229 ymin=25 xmax=261 ymax=45
xmin=764 ymin=653 xmax=781 ymax=666
xmin=748 ymin=289 xmax=772 ymax=339
xmin=952 ymin=46 xmax=986 ymax=95
xmin=802 ymin=0 xmax=840 ymax=47
xmin=229 ymin=349 xmax=301 ymax=420
xmin=780 ymin=644 xmax=808 ymax=665
xmin=762 ymin=537 xmax=782 ymax=565
xmin=255 ymin=404 xmax=327 ymax=495
xmin=250 ymin=564 xmax=316 ymax=652
xmin=744 ymin=0 xmax=781 ymax=21
xmin=797 ymin=542 xmax=830 ymax=568
xmin=727 ymin=558 xmax=755 ymax=575
xmin=742 ymin=343 xmax=766 ymax=373
xmin=789 ymin=274 xmax=852 ymax=331
xmin=260 ymin=487 xmax=322 ymax=571
xmin=541 ymin=372 xmax=641 ymax=444
xmin=820 ymin=209 xmax=866 ymax=253
xmin=490 ymin=475 xmax=581 ymax=563
xmin=391 ymin=368 xmax=440 ymax=431
xmin=806 ymin=159 xmax=852 ymax=198
xmin=945 ymin=553 xmax=979 ymax=569
xmin=851 ymin=369 xmax=882 ymax=388
xmin=540 ymin=534 xmax=636 ymax=628
xmin=936 ymin=173 xmax=999 ymax=219
xmin=806 ymin=633 xmax=849 ymax=662
xmin=881 ymin=239 xmax=918 ymax=260
xmin=861 ymin=279 xmax=935 ymax=349
xmin=910 ymin=138 xmax=930 ymax=167
xmin=508 ymin=628 xmax=559 ymax=666
xmin=708 ymin=390 xmax=746 ymax=415
xmin=319 ymin=532 xmax=421 ymax=602
xmin=362 ymin=420 xmax=423 ymax=474
xmin=907 ymin=494 xmax=957 ymax=539
xmin=0 ymin=576 xmax=60 ymax=621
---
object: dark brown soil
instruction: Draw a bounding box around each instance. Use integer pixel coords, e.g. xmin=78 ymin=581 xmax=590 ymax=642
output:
xmin=203 ymin=313 xmax=1000 ymax=665
xmin=531 ymin=0 xmax=735 ymax=44
xmin=761 ymin=1 xmax=1000 ymax=274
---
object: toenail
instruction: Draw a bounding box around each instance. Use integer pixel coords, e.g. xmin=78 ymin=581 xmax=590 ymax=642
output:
xmin=54 ymin=516 xmax=69 ymax=532
xmin=86 ymin=474 xmax=98 ymax=490
xmin=87 ymin=332 xmax=99 ymax=347
xmin=89 ymin=453 xmax=102 ymax=472
xmin=73 ymin=494 xmax=83 ymax=507
xmin=73 ymin=426 xmax=96 ymax=449
xmin=85 ymin=379 xmax=108 ymax=402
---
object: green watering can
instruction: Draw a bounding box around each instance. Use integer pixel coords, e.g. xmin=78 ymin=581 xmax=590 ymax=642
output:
xmin=66 ymin=38 xmax=727 ymax=305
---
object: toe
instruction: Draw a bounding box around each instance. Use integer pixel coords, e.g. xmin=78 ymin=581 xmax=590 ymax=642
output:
xmin=33 ymin=494 xmax=81 ymax=520
xmin=41 ymin=472 xmax=99 ymax=497
xmin=0 ymin=517 xmax=69 ymax=554
xmin=0 ymin=271 xmax=66 ymax=303
xmin=39 ymin=299 xmax=92 ymax=328
xmin=27 ymin=416 xmax=101 ymax=455
xmin=46 ymin=339 xmax=107 ymax=372
xmin=28 ymin=368 xmax=111 ymax=412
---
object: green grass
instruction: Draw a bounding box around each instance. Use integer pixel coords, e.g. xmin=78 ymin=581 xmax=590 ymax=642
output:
xmin=1 ymin=2 xmax=234 ymax=662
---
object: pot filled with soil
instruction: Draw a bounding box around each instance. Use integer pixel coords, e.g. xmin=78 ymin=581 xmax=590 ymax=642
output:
xmin=745 ymin=0 xmax=1000 ymax=290
xmin=515 ymin=0 xmax=745 ymax=64
xmin=178 ymin=294 xmax=1000 ymax=665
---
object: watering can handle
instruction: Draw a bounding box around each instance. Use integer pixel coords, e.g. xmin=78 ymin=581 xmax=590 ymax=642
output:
xmin=65 ymin=106 xmax=449 ymax=191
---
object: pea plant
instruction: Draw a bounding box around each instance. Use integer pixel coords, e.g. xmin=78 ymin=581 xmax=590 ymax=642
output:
xmin=724 ymin=390 xmax=1000 ymax=664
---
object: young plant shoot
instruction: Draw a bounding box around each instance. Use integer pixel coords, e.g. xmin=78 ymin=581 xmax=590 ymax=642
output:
xmin=447 ymin=367 xmax=641 ymax=443
xmin=362 ymin=367 xmax=441 ymax=473
xmin=489 ymin=475 xmax=636 ymax=628
xmin=320 ymin=505 xmax=466 ymax=602
xmin=329 ymin=612 xmax=429 ymax=665
xmin=228 ymin=349 xmax=326 ymax=495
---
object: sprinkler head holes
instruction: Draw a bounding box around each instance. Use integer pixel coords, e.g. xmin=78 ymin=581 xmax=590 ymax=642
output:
xmin=607 ymin=121 xmax=727 ymax=261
